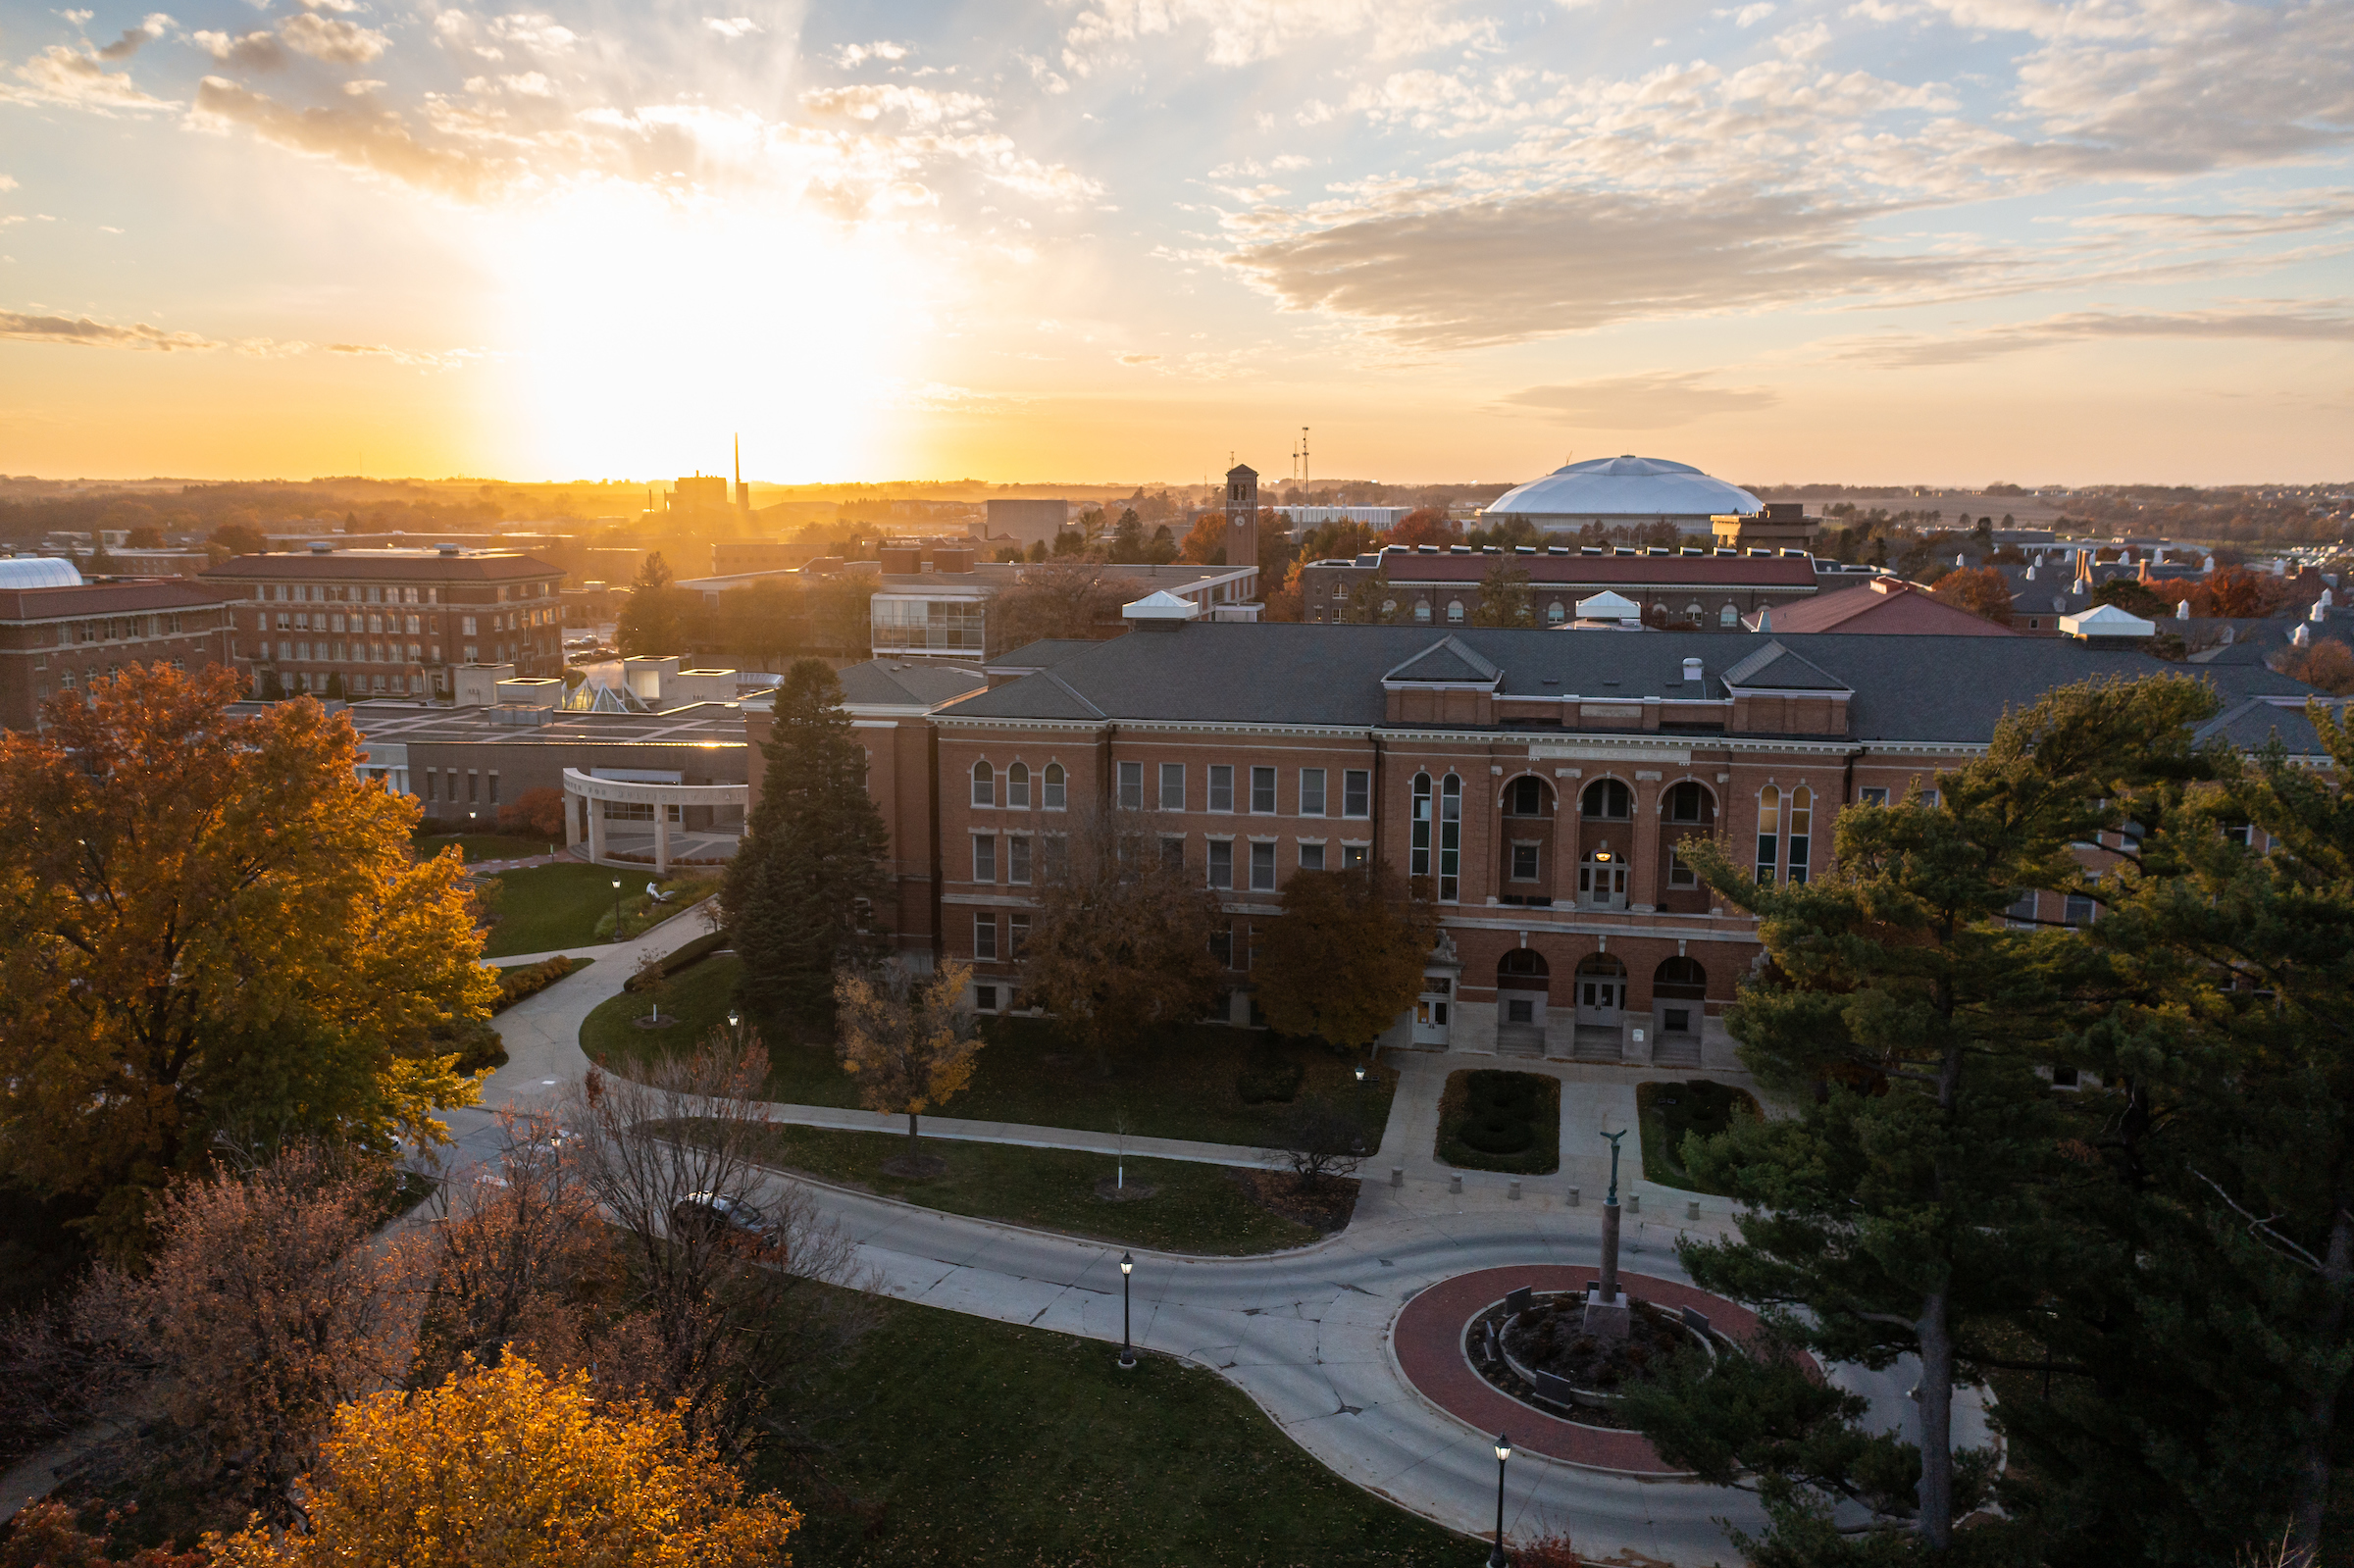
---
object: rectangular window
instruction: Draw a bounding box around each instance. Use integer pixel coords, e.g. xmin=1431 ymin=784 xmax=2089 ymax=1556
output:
xmin=1300 ymin=768 xmax=1327 ymax=817
xmin=1343 ymin=842 xmax=1369 ymax=868
xmin=1858 ymin=786 xmax=1889 ymax=806
xmin=1668 ymin=850 xmax=1697 ymax=888
xmin=1756 ymin=787 xmax=1781 ymax=886
xmin=2065 ymin=876 xmax=2099 ymax=927
xmin=1043 ymin=767 xmax=1066 ymax=810
xmin=972 ymin=835 xmax=997 ymax=883
xmin=1299 ymin=841 xmax=1325 ymax=872
xmin=1510 ymin=841 xmax=1539 ymax=881
xmin=1206 ymin=839 xmax=1233 ymax=889
xmin=974 ymin=913 xmax=998 ymax=960
xmin=1160 ymin=835 xmax=1185 ymax=870
xmin=1043 ymin=835 xmax=1068 ymax=880
xmin=1251 ymin=766 xmax=1276 ymax=814
xmin=1006 ymin=766 xmax=1030 ymax=809
xmin=426 ymin=769 xmax=439 ymax=803
xmin=1209 ymin=924 xmax=1233 ymax=968
xmin=1009 ymin=915 xmax=1029 ymax=956
xmin=487 ymin=773 xmax=499 ymax=807
xmin=1118 ymin=761 xmax=1143 ymax=810
xmin=2008 ymin=889 xmax=2039 ymax=927
xmin=1342 ymin=769 xmax=1370 ymax=817
xmin=1208 ymin=765 xmax=1234 ymax=813
xmin=1007 ymin=835 xmax=1032 ymax=885
xmin=1159 ymin=762 xmax=1185 ymax=811
xmin=1250 ymin=840 xmax=1276 ymax=891
xmin=973 ymin=766 xmax=995 ymax=807
xmin=1786 ymin=790 xmax=1813 ymax=885
xmin=467 ymin=770 xmax=479 ymax=805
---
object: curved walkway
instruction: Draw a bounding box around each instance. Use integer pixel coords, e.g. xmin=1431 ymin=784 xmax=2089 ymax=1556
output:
xmin=446 ymin=923 xmax=1952 ymax=1565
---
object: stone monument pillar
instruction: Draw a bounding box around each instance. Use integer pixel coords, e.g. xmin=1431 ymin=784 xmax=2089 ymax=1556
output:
xmin=1584 ymin=1129 xmax=1632 ymax=1343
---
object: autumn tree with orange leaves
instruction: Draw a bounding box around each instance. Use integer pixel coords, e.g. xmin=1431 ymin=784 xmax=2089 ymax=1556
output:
xmin=1930 ymin=564 xmax=2017 ymax=626
xmin=208 ymin=1356 xmax=803 ymax=1568
xmin=0 ymin=665 xmax=494 ymax=1251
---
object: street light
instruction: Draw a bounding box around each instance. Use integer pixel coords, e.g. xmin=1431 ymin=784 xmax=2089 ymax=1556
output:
xmin=1118 ymin=1252 xmax=1136 ymax=1370
xmin=1488 ymin=1433 xmax=1512 ymax=1568
xmin=610 ymin=878 xmax=623 ymax=941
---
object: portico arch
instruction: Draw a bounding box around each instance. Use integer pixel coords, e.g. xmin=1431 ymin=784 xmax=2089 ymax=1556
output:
xmin=563 ymin=768 xmax=748 ymax=877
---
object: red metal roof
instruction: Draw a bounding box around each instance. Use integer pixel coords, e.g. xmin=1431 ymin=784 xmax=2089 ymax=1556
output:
xmin=0 ymin=580 xmax=238 ymax=622
xmin=1766 ymin=578 xmax=2018 ymax=635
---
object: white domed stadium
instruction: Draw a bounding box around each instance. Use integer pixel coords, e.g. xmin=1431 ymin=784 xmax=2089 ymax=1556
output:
xmin=1485 ymin=455 xmax=1760 ymax=534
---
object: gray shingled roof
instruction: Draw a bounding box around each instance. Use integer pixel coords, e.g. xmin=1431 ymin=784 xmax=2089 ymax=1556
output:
xmin=835 ymin=660 xmax=988 ymax=709
xmin=936 ymin=623 xmax=2323 ymax=744
xmin=2193 ymin=696 xmax=2347 ymax=757
xmin=1720 ymin=640 xmax=1848 ymax=691
xmin=1383 ymin=635 xmax=1503 ymax=684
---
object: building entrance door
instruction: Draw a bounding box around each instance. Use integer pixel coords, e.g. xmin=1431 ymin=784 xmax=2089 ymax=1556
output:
xmin=1575 ymin=958 xmax=1627 ymax=1026
xmin=1411 ymin=976 xmax=1453 ymax=1047
xmin=1579 ymin=851 xmax=1628 ymax=909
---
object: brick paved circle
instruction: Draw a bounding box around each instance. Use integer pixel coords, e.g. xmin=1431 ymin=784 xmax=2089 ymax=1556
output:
xmin=1391 ymin=1265 xmax=1772 ymax=1474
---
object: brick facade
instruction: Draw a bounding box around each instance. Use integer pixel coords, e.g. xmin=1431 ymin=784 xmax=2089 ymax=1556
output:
xmin=0 ymin=580 xmax=238 ymax=731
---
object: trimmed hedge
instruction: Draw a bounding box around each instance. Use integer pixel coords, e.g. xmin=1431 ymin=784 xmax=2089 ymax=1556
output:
xmin=624 ymin=930 xmax=730 ymax=991
xmin=1435 ymin=1069 xmax=1561 ymax=1175
xmin=493 ymin=954 xmax=585 ymax=1013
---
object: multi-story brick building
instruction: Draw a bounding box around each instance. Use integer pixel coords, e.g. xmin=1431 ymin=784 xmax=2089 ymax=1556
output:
xmin=783 ymin=619 xmax=2324 ymax=1071
xmin=1297 ymin=544 xmax=1830 ymax=630
xmin=0 ymin=559 xmax=238 ymax=730
xmin=201 ymin=544 xmax=566 ymax=699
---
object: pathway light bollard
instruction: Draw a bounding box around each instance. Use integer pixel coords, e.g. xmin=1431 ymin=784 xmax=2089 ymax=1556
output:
xmin=1488 ymin=1433 xmax=1512 ymax=1568
xmin=1686 ymin=1199 xmax=1701 ymax=1222
xmin=1628 ymin=1191 xmax=1640 ymax=1216
xmin=1118 ymin=1252 xmax=1136 ymax=1370
xmin=1391 ymin=1166 xmax=1404 ymax=1189
xmin=611 ymin=879 xmax=623 ymax=939
xmin=1567 ymin=1186 xmax=1580 ymax=1206
xmin=1450 ymin=1172 xmax=1463 ymax=1195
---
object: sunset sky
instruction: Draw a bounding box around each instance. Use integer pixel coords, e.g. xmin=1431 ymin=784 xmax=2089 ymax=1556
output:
xmin=2 ymin=0 xmax=2348 ymax=486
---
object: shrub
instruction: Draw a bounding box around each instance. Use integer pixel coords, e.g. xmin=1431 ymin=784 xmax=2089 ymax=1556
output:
xmin=628 ymin=930 xmax=730 ymax=990
xmin=1276 ymin=1094 xmax=1367 ymax=1189
xmin=494 ymin=954 xmax=579 ymax=1013
xmin=1436 ymin=1069 xmax=1560 ymax=1175
xmin=497 ymin=786 xmax=568 ymax=840
xmin=1458 ymin=1113 xmax=1534 ymax=1155
xmin=1236 ymin=1054 xmax=1305 ymax=1104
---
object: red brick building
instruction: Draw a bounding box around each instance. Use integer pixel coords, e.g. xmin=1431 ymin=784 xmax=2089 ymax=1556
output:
xmin=0 ymin=566 xmax=238 ymax=731
xmin=200 ymin=545 xmax=566 ymax=700
xmin=753 ymin=622 xmax=2324 ymax=1070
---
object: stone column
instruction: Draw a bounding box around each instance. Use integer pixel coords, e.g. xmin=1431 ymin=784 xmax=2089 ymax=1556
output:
xmin=588 ymin=796 xmax=606 ymax=864
xmin=654 ymin=806 xmax=671 ymax=878
xmin=564 ymin=784 xmax=582 ymax=851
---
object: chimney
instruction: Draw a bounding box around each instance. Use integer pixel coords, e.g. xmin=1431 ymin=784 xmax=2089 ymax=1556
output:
xmin=1681 ymin=657 xmax=1703 ymax=685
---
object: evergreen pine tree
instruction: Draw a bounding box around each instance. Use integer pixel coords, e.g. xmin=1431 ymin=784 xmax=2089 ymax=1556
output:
xmin=1634 ymin=677 xmax=2214 ymax=1561
xmin=721 ymin=659 xmax=889 ymax=1039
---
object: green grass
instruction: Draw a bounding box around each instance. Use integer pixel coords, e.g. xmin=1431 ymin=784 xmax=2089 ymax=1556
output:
xmin=1434 ymin=1069 xmax=1561 ymax=1175
xmin=1635 ymin=1079 xmax=1763 ymax=1194
xmin=723 ymin=1122 xmax=1324 ymax=1254
xmin=586 ymin=956 xmax=1401 ymax=1147
xmin=761 ymin=1290 xmax=1464 ymax=1567
xmin=475 ymin=863 xmax=713 ymax=958
xmin=416 ymin=831 xmax=556 ymax=864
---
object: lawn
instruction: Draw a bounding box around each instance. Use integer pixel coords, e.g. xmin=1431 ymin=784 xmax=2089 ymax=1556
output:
xmin=1635 ymin=1079 xmax=1763 ymax=1194
xmin=414 ymin=832 xmax=554 ymax=864
xmin=1434 ymin=1069 xmax=1561 ymax=1175
xmin=715 ymin=1122 xmax=1330 ymax=1254
xmin=475 ymin=863 xmax=714 ymax=959
xmin=760 ymin=1290 xmax=1464 ymax=1567
xmin=586 ymin=955 xmax=1401 ymax=1147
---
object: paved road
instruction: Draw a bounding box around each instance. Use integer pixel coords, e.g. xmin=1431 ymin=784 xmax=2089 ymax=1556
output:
xmin=447 ymin=924 xmax=1975 ymax=1565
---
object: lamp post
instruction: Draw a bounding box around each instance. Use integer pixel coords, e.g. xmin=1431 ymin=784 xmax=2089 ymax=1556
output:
xmin=610 ymin=878 xmax=623 ymax=941
xmin=1488 ymin=1433 xmax=1512 ymax=1568
xmin=1118 ymin=1252 xmax=1136 ymax=1370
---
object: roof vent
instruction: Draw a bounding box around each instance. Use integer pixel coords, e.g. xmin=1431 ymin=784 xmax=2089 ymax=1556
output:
xmin=1547 ymin=545 xmax=1567 ymax=555
xmin=1682 ymin=656 xmax=1704 ymax=684
xmin=436 ymin=542 xmax=462 ymax=557
xmin=1580 ymin=545 xmax=1603 ymax=556
xmin=308 ymin=540 xmax=333 ymax=555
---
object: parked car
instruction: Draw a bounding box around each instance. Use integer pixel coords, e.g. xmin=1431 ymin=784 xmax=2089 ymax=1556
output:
xmin=670 ymin=1191 xmax=780 ymax=1253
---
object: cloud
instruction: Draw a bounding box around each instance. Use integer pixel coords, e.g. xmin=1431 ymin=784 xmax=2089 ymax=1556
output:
xmin=1061 ymin=0 xmax=1488 ymax=72
xmin=6 ymin=42 xmax=177 ymax=110
xmin=192 ymin=28 xmax=284 ymax=69
xmin=1226 ymin=186 xmax=1949 ymax=349
xmin=1498 ymin=373 xmax=1780 ymax=427
xmin=1839 ymin=304 xmax=2354 ymax=366
xmin=191 ymin=77 xmax=503 ymax=200
xmin=703 ymin=17 xmax=762 ymax=40
xmin=324 ymin=340 xmax=487 ymax=369
xmin=834 ymin=39 xmax=909 ymax=66
xmin=96 ymin=12 xmax=174 ymax=61
xmin=1117 ymin=351 xmax=1161 ymax=364
xmin=0 ymin=176 xmax=16 ymax=190
xmin=0 ymin=309 xmax=219 ymax=350
xmin=280 ymin=12 xmax=389 ymax=65
xmin=799 ymin=82 xmax=990 ymax=127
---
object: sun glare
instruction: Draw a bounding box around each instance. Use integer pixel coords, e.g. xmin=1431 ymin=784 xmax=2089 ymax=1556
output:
xmin=484 ymin=183 xmax=922 ymax=483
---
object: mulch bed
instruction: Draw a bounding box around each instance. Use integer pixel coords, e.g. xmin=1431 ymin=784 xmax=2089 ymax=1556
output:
xmin=1226 ymin=1167 xmax=1359 ymax=1235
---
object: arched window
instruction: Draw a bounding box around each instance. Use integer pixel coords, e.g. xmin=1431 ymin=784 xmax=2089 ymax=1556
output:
xmin=1505 ymin=776 xmax=1549 ymax=816
xmin=1719 ymin=604 xmax=1740 ymax=628
xmin=1006 ymin=761 xmax=1031 ymax=809
xmin=1439 ymin=774 xmax=1461 ymax=901
xmin=1756 ymin=785 xmax=1781 ymax=885
xmin=1546 ymin=600 xmax=1565 ymax=624
xmin=1414 ymin=600 xmax=1432 ymax=623
xmin=1664 ymin=781 xmax=1710 ymax=823
xmin=1446 ymin=600 xmax=1464 ymax=623
xmin=1042 ymin=762 xmax=1066 ymax=810
xmin=1581 ymin=778 xmax=1632 ymax=819
xmin=1787 ymin=785 xmax=1814 ymax=884
xmin=971 ymin=761 xmax=995 ymax=807
xmin=1410 ymin=773 xmax=1432 ymax=880
xmin=1683 ymin=602 xmax=1704 ymax=622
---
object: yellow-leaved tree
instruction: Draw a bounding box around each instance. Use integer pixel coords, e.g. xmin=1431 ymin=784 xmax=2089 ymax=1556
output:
xmin=208 ymin=1355 xmax=802 ymax=1568
xmin=0 ymin=664 xmax=495 ymax=1251
xmin=834 ymin=959 xmax=980 ymax=1163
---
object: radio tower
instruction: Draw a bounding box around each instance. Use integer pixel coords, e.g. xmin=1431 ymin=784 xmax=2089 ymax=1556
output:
xmin=1300 ymin=427 xmax=1310 ymax=497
